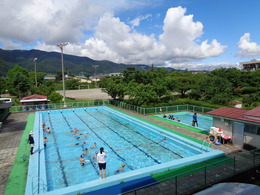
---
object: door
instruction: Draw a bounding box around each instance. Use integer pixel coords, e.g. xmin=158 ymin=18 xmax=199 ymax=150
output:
xmin=232 ymin=122 xmax=244 ymax=147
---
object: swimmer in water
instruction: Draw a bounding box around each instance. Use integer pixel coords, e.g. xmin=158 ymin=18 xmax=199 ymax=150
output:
xmin=82 ymin=148 xmax=89 ymax=155
xmin=80 ymin=155 xmax=90 ymax=166
xmin=73 ymin=133 xmax=90 ymax=136
xmin=73 ymin=128 xmax=80 ymax=133
xmin=114 ymin=164 xmax=125 ymax=175
xmin=93 ymin=151 xmax=98 ymax=160
xmin=69 ymin=142 xmax=88 ymax=146
xmin=90 ymin=142 xmax=97 ymax=149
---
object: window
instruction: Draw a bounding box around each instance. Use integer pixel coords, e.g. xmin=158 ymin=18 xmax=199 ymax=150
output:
xmin=245 ymin=124 xmax=260 ymax=135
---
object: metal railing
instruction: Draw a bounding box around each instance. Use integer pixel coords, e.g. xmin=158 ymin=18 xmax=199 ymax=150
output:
xmin=9 ymin=100 xmax=110 ymax=112
xmin=122 ymin=149 xmax=260 ymax=195
xmin=109 ymin=100 xmax=214 ymax=115
xmin=10 ymin=99 xmax=214 ymax=116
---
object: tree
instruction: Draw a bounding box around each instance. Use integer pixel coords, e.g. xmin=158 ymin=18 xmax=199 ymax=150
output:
xmin=195 ymin=75 xmax=233 ymax=104
xmin=7 ymin=65 xmax=31 ymax=98
xmin=0 ymin=78 xmax=7 ymax=95
xmin=242 ymin=91 xmax=260 ymax=107
xmin=100 ymin=76 xmax=125 ymax=100
xmin=126 ymin=82 xmax=157 ymax=106
xmin=66 ymin=79 xmax=80 ymax=90
xmin=48 ymin=91 xmax=62 ymax=103
xmin=29 ymin=72 xmax=45 ymax=86
xmin=168 ymin=70 xmax=195 ymax=98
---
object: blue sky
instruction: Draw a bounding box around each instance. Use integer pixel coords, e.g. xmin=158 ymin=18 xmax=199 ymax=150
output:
xmin=0 ymin=0 xmax=260 ymax=70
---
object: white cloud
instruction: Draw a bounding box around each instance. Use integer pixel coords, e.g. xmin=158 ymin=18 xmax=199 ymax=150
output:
xmin=237 ymin=33 xmax=260 ymax=57
xmin=82 ymin=6 xmax=226 ymax=65
xmin=0 ymin=0 xmax=124 ymax=44
xmin=129 ymin=14 xmax=152 ymax=28
xmin=0 ymin=1 xmax=227 ymax=67
xmin=0 ymin=39 xmax=22 ymax=49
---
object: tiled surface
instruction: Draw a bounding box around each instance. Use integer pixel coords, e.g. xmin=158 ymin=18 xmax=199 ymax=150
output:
xmin=0 ymin=112 xmax=30 ymax=195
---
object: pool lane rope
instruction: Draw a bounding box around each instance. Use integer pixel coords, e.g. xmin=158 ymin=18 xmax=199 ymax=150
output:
xmin=60 ymin=112 xmax=99 ymax=175
xmin=85 ymin=109 xmax=161 ymax=164
xmin=47 ymin=112 xmax=69 ymax=187
xmin=96 ymin=108 xmax=183 ymax=159
xmin=74 ymin=110 xmax=134 ymax=170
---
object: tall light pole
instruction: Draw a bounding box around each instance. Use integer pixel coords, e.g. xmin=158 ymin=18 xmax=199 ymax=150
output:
xmin=57 ymin=42 xmax=68 ymax=107
xmin=34 ymin=58 xmax=38 ymax=87
xmin=92 ymin=65 xmax=99 ymax=88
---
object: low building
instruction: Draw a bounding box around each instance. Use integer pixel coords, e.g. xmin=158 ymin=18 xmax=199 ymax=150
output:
xmin=73 ymin=76 xmax=92 ymax=83
xmin=206 ymin=106 xmax=260 ymax=149
xmin=109 ymin=73 xmax=122 ymax=77
xmin=20 ymin=94 xmax=49 ymax=105
xmin=44 ymin=76 xmax=56 ymax=81
xmin=240 ymin=59 xmax=260 ymax=71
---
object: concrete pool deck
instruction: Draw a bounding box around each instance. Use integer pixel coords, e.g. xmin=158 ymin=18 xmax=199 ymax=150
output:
xmin=0 ymin=107 xmax=245 ymax=195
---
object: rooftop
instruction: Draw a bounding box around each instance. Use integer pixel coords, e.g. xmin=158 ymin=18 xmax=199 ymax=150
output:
xmin=206 ymin=107 xmax=260 ymax=124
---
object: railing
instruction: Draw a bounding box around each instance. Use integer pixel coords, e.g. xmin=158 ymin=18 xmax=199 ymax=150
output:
xmin=110 ymin=100 xmax=214 ymax=115
xmin=122 ymin=149 xmax=260 ymax=195
xmin=9 ymin=100 xmax=110 ymax=112
xmin=10 ymin=99 xmax=214 ymax=116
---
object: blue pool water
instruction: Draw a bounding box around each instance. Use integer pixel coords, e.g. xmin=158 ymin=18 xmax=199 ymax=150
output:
xmin=26 ymin=106 xmax=224 ymax=194
xmin=159 ymin=112 xmax=213 ymax=131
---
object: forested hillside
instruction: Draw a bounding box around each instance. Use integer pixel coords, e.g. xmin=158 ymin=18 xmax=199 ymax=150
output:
xmin=0 ymin=49 xmax=150 ymax=76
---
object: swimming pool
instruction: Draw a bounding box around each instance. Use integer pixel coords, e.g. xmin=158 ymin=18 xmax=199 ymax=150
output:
xmin=158 ymin=112 xmax=213 ymax=132
xmin=25 ymin=106 xmax=224 ymax=194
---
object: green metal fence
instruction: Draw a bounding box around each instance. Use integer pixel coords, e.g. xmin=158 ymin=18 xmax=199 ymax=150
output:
xmin=123 ymin=149 xmax=260 ymax=195
xmin=9 ymin=100 xmax=110 ymax=112
xmin=109 ymin=100 xmax=214 ymax=115
xmin=10 ymin=99 xmax=214 ymax=116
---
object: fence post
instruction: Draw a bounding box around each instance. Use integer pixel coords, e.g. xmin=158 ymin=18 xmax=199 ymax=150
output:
xmin=204 ymin=165 xmax=207 ymax=186
xmin=175 ymin=175 xmax=177 ymax=195
xmin=233 ymin=156 xmax=236 ymax=175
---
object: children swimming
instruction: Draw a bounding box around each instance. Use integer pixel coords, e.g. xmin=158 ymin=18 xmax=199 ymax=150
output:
xmin=91 ymin=142 xmax=97 ymax=149
xmin=114 ymin=164 xmax=125 ymax=175
xmin=79 ymin=155 xmax=90 ymax=166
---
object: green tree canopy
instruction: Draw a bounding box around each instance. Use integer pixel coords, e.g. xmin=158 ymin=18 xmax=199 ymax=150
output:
xmin=7 ymin=65 xmax=31 ymax=98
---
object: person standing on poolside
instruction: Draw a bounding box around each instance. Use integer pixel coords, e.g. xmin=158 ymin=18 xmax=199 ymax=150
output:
xmin=27 ymin=131 xmax=35 ymax=155
xmin=97 ymin=147 xmax=106 ymax=179
xmin=192 ymin=113 xmax=198 ymax=127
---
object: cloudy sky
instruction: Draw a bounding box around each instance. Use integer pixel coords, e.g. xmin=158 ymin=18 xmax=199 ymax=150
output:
xmin=0 ymin=0 xmax=260 ymax=70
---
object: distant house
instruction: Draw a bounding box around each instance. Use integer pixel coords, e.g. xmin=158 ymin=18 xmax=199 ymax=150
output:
xmin=240 ymin=59 xmax=260 ymax=71
xmin=229 ymin=101 xmax=242 ymax=108
xmin=206 ymin=106 xmax=260 ymax=149
xmin=73 ymin=76 xmax=92 ymax=83
xmin=44 ymin=76 xmax=56 ymax=81
xmin=89 ymin=75 xmax=106 ymax=82
xmin=109 ymin=73 xmax=122 ymax=77
xmin=20 ymin=94 xmax=49 ymax=106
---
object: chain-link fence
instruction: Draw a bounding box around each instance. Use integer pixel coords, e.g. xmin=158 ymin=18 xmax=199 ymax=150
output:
xmin=122 ymin=149 xmax=260 ymax=195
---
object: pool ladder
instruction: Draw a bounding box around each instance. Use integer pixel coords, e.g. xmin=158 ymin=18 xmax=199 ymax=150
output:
xmin=32 ymin=176 xmax=47 ymax=195
xmin=200 ymin=139 xmax=211 ymax=152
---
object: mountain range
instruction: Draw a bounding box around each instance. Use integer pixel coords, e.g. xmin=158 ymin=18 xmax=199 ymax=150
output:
xmin=0 ymin=49 xmax=153 ymax=76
